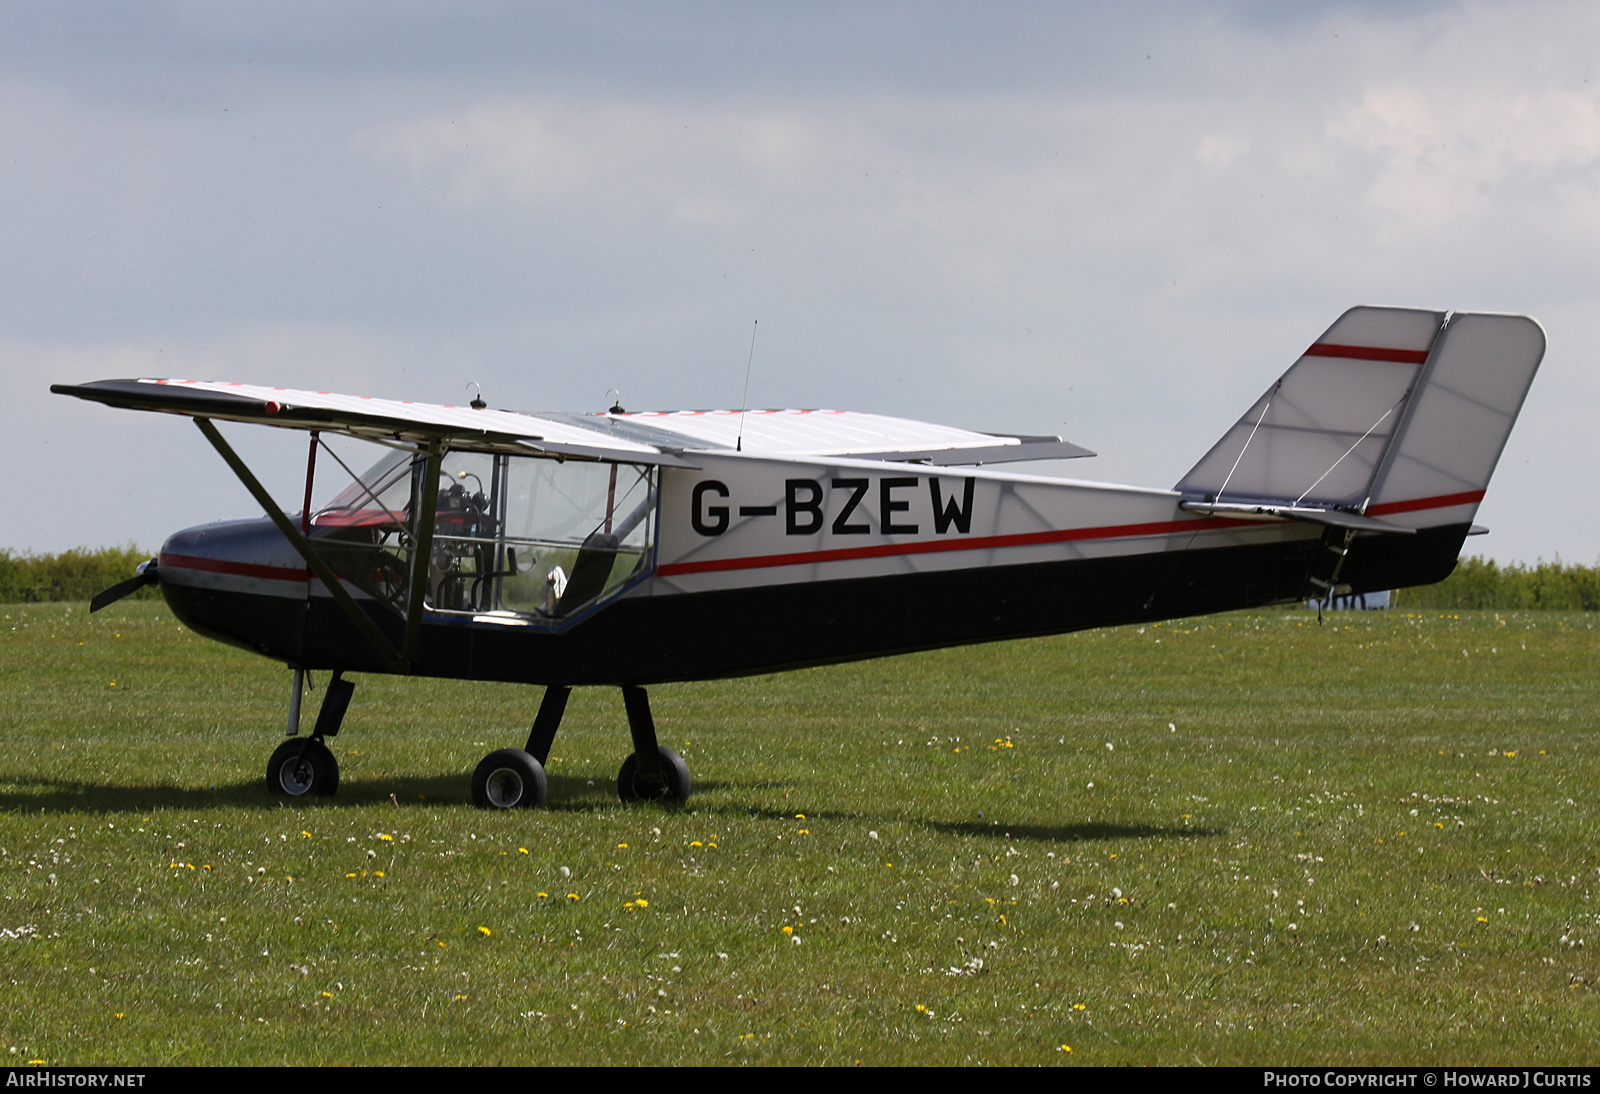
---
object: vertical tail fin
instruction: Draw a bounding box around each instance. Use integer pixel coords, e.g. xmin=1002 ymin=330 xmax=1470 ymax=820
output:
xmin=1177 ymin=306 xmax=1544 ymax=533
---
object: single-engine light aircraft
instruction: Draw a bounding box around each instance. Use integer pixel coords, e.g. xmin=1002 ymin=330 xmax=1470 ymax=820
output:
xmin=52 ymin=307 xmax=1544 ymax=809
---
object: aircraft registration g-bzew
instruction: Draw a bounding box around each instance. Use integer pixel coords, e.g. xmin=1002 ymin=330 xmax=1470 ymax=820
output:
xmin=52 ymin=306 xmax=1544 ymax=810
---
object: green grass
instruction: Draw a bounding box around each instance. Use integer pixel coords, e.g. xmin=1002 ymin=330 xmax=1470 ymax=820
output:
xmin=1 ymin=602 xmax=1598 ymax=1065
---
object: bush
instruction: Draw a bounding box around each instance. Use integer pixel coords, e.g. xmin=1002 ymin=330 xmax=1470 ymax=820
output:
xmin=1399 ymin=556 xmax=1600 ymax=610
xmin=0 ymin=545 xmax=156 ymax=603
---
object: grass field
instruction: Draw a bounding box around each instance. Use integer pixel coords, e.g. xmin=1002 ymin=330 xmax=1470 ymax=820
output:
xmin=1 ymin=601 xmax=1597 ymax=1065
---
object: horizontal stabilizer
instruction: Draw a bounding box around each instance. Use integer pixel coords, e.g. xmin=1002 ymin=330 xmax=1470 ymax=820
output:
xmin=1178 ymin=500 xmax=1415 ymax=534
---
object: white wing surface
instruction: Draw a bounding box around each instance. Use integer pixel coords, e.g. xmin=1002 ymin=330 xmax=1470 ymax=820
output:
xmin=52 ymin=378 xmax=1091 ymax=466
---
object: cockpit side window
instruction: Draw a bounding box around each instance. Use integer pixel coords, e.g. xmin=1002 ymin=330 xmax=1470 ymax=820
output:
xmin=428 ymin=453 xmax=655 ymax=620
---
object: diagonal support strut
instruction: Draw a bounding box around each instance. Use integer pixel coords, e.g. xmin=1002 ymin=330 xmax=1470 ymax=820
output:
xmin=193 ymin=417 xmax=407 ymax=672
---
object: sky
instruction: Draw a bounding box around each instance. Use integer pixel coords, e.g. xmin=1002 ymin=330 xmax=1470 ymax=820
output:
xmin=6 ymin=0 xmax=1598 ymax=565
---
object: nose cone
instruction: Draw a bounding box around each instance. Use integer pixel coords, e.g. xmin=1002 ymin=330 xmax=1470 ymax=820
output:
xmin=158 ymin=517 xmax=309 ymax=661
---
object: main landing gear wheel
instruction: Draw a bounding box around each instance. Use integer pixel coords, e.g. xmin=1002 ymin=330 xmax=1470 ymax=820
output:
xmin=267 ymin=738 xmax=339 ymax=798
xmin=617 ymin=747 xmax=691 ymax=805
xmin=471 ymin=748 xmax=548 ymax=809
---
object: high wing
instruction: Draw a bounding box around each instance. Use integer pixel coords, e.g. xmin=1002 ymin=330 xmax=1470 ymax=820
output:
xmin=49 ymin=377 xmax=1092 ymax=467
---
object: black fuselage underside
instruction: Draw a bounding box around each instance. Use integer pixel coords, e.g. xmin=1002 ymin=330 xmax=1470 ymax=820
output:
xmin=162 ymin=523 xmax=1468 ymax=687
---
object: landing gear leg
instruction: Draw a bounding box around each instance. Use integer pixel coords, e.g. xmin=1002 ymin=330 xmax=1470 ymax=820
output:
xmin=524 ymin=685 xmax=571 ymax=765
xmin=617 ymin=686 xmax=691 ymax=805
xmin=313 ymin=672 xmax=355 ymax=738
xmin=286 ymin=667 xmax=304 ymax=737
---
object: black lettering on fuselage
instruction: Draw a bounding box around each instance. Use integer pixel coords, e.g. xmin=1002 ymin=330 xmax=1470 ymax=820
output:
xmin=721 ymin=475 xmax=981 ymax=538
xmin=880 ymin=477 xmax=919 ymax=535
xmin=785 ymin=479 xmax=823 ymax=534
xmin=692 ymin=480 xmax=729 ymax=536
xmin=929 ymin=476 xmax=975 ymax=534
xmin=831 ymin=478 xmax=870 ymax=534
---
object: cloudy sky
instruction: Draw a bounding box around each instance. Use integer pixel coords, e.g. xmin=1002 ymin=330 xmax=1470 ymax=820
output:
xmin=7 ymin=1 xmax=1597 ymax=565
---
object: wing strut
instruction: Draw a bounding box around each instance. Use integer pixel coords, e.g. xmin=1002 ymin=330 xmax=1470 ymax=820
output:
xmin=193 ymin=417 xmax=408 ymax=672
xmin=402 ymin=439 xmax=444 ymax=666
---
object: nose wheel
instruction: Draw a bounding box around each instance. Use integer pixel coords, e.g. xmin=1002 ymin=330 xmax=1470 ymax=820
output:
xmin=267 ymin=738 xmax=340 ymax=797
xmin=269 ymin=669 xmax=350 ymax=799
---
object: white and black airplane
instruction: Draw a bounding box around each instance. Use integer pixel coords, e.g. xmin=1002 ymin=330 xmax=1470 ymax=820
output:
xmin=52 ymin=306 xmax=1545 ymax=810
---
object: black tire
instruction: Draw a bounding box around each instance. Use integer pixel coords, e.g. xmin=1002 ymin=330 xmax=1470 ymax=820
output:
xmin=471 ymin=748 xmax=548 ymax=809
xmin=617 ymin=747 xmax=691 ymax=805
xmin=267 ymin=738 xmax=339 ymax=798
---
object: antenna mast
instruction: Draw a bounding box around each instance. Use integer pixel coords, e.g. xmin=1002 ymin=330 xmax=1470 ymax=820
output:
xmin=736 ymin=320 xmax=757 ymax=453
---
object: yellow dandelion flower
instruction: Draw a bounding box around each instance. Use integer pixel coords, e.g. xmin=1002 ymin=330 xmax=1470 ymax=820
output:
xmin=478 ymin=926 xmax=491 ymax=936
xmin=1059 ymin=1045 xmax=1072 ymax=1053
xmin=1478 ymin=916 xmax=1489 ymax=923
xmin=321 ymin=992 xmax=333 ymax=999
xmin=378 ymin=833 xmax=394 ymax=842
xmin=795 ymin=814 xmax=805 ymax=819
xmin=567 ymin=893 xmax=580 ymax=901
xmin=519 ymin=848 xmax=529 ymax=854
xmin=1073 ymin=1003 xmax=1086 ymax=1010
xmin=114 ymin=1013 xmax=125 ymax=1020
xmin=799 ymin=829 xmax=810 ymax=835
xmin=690 ymin=841 xmax=703 ymax=847
xmin=374 ymin=871 xmax=385 ymax=877
xmin=782 ymin=925 xmax=794 ymax=935
xmin=636 ymin=899 xmax=647 ymax=908
xmin=915 ymin=1004 xmax=927 ymax=1012
xmin=301 ymin=831 xmax=312 ymax=839
xmin=617 ymin=843 xmax=629 ymax=849
xmin=345 ymin=872 xmax=357 ymax=878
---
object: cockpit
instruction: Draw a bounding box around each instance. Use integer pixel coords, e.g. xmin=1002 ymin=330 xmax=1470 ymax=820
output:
xmin=310 ymin=448 xmax=657 ymax=624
